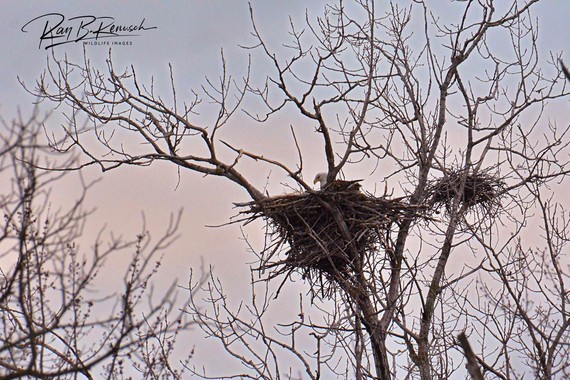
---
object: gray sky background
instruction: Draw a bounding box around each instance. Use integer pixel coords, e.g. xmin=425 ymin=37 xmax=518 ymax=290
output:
xmin=2 ymin=1 xmax=316 ymax=287
xmin=1 ymin=0 xmax=570 ymax=375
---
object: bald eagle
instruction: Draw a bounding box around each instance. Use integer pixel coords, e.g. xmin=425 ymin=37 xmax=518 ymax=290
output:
xmin=313 ymin=172 xmax=362 ymax=192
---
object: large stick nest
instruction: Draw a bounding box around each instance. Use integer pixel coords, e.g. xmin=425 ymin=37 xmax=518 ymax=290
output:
xmin=238 ymin=189 xmax=427 ymax=295
xmin=426 ymin=169 xmax=506 ymax=214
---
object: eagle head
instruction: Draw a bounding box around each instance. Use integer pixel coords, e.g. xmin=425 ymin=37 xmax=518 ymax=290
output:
xmin=313 ymin=172 xmax=328 ymax=189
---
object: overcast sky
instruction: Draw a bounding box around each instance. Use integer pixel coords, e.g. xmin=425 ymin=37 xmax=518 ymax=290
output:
xmin=1 ymin=1 xmax=316 ymax=288
xmin=1 ymin=0 xmax=570 ymax=375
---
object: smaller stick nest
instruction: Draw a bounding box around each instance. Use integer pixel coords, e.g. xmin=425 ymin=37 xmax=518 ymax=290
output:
xmin=239 ymin=189 xmax=427 ymax=292
xmin=426 ymin=169 xmax=505 ymax=213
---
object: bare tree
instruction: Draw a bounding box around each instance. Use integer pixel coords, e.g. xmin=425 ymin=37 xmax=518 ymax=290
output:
xmin=0 ymin=111 xmax=194 ymax=379
xmin=23 ymin=0 xmax=570 ymax=378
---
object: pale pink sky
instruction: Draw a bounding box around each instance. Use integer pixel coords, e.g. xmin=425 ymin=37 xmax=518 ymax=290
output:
xmin=1 ymin=1 xmax=570 ymax=376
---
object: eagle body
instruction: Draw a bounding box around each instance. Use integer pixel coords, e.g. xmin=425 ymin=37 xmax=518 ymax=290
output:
xmin=313 ymin=172 xmax=362 ymax=192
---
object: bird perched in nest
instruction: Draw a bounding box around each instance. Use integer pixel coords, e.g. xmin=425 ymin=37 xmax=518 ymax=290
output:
xmin=313 ymin=172 xmax=362 ymax=192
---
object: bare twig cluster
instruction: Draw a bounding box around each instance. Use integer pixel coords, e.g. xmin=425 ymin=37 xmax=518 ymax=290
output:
xmin=426 ymin=168 xmax=506 ymax=215
xmin=0 ymin=113 xmax=195 ymax=379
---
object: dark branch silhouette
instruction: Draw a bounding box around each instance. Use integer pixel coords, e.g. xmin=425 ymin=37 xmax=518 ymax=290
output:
xmin=16 ymin=1 xmax=570 ymax=378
